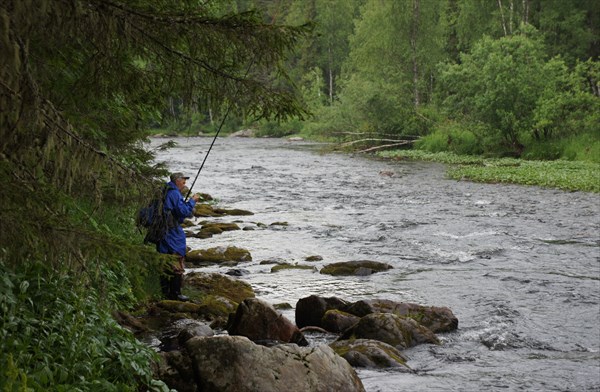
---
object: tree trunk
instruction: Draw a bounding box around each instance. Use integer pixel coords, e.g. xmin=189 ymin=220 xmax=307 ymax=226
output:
xmin=497 ymin=0 xmax=508 ymax=36
xmin=328 ymin=46 xmax=333 ymax=104
xmin=411 ymin=0 xmax=420 ymax=107
xmin=509 ymin=0 xmax=514 ymax=34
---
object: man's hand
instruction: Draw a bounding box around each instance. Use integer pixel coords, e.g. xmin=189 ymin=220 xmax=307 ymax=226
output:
xmin=192 ymin=193 xmax=200 ymax=202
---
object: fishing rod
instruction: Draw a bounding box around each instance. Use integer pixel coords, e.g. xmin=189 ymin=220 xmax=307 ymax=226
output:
xmin=184 ymin=104 xmax=231 ymax=201
xmin=184 ymin=60 xmax=255 ymax=201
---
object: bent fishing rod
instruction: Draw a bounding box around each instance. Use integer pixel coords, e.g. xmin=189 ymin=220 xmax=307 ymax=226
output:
xmin=184 ymin=60 xmax=255 ymax=202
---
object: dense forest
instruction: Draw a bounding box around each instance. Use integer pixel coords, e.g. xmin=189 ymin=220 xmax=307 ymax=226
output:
xmin=162 ymin=0 xmax=599 ymax=162
xmin=0 ymin=0 xmax=598 ymax=390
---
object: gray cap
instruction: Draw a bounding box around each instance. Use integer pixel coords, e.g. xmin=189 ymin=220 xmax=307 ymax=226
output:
xmin=170 ymin=172 xmax=190 ymax=182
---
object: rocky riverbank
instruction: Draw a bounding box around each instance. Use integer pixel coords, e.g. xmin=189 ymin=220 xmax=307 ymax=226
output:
xmin=117 ymin=196 xmax=459 ymax=391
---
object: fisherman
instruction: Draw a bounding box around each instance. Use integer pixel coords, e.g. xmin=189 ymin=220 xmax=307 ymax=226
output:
xmin=158 ymin=172 xmax=200 ymax=301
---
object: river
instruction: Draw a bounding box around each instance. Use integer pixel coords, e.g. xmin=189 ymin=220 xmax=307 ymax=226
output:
xmin=152 ymin=136 xmax=600 ymax=392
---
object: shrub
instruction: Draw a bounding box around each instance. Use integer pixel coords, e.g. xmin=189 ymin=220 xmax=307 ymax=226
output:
xmin=415 ymin=121 xmax=484 ymax=156
xmin=0 ymin=262 xmax=160 ymax=391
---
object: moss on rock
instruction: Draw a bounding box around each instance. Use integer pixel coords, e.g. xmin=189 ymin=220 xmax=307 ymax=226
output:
xmin=320 ymin=260 xmax=392 ymax=276
xmin=186 ymin=246 xmax=252 ymax=265
xmin=270 ymin=263 xmax=317 ymax=273
xmin=185 ymin=272 xmax=255 ymax=304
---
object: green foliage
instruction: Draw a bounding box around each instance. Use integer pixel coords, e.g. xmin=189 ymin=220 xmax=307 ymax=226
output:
xmin=415 ymin=121 xmax=483 ymax=155
xmin=532 ymin=58 xmax=600 ymax=141
xmin=438 ymin=26 xmax=548 ymax=148
xmin=0 ymin=262 xmax=159 ymax=391
xmin=447 ymin=160 xmax=600 ymax=193
xmin=256 ymin=118 xmax=304 ymax=138
xmin=378 ymin=149 xmax=600 ymax=192
xmin=561 ymin=133 xmax=600 ymax=163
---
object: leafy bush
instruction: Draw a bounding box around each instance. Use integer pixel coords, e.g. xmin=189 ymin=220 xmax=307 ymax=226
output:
xmin=0 ymin=262 xmax=160 ymax=391
xmin=561 ymin=133 xmax=600 ymax=163
xmin=256 ymin=118 xmax=304 ymax=137
xmin=438 ymin=25 xmax=548 ymax=150
xmin=415 ymin=121 xmax=484 ymax=155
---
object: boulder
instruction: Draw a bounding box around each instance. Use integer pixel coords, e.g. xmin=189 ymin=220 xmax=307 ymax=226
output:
xmin=320 ymin=260 xmax=392 ymax=276
xmin=270 ymin=263 xmax=317 ymax=273
xmin=186 ymin=246 xmax=252 ymax=266
xmin=321 ymin=309 xmax=360 ymax=333
xmin=194 ymin=222 xmax=241 ymax=239
xmin=193 ymin=204 xmax=221 ymax=217
xmin=338 ymin=313 xmax=440 ymax=350
xmin=213 ymin=207 xmax=254 ymax=216
xmin=305 ymin=255 xmax=323 ymax=262
xmin=157 ymin=318 xmax=214 ymax=351
xmin=194 ymin=204 xmax=253 ymax=217
xmin=343 ymin=299 xmax=458 ymax=333
xmin=177 ymin=321 xmax=214 ymax=345
xmin=185 ymin=335 xmax=365 ymax=392
xmin=185 ymin=272 xmax=255 ymax=304
xmin=329 ymin=339 xmax=410 ymax=369
xmin=154 ymin=350 xmax=195 ymax=392
xmin=295 ymin=295 xmax=349 ymax=329
xmin=227 ymin=298 xmax=308 ymax=346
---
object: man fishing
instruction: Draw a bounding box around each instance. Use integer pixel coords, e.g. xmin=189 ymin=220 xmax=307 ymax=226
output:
xmin=158 ymin=172 xmax=200 ymax=301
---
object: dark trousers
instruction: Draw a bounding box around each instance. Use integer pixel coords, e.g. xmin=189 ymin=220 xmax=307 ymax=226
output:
xmin=160 ymin=270 xmax=183 ymax=300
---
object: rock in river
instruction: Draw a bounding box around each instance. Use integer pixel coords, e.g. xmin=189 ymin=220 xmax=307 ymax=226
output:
xmin=320 ymin=260 xmax=392 ymax=276
xmin=185 ymin=335 xmax=365 ymax=392
xmin=227 ymin=298 xmax=308 ymax=346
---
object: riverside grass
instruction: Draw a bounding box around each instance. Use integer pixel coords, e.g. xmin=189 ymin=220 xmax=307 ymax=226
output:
xmin=378 ymin=150 xmax=600 ymax=193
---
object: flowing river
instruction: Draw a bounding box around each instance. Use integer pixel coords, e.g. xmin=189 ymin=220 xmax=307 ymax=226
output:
xmin=151 ymin=136 xmax=600 ymax=392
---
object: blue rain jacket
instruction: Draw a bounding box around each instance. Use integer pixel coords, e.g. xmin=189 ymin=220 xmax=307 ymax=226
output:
xmin=157 ymin=182 xmax=196 ymax=256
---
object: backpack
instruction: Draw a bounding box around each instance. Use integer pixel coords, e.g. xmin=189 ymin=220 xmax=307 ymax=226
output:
xmin=136 ymin=185 xmax=172 ymax=245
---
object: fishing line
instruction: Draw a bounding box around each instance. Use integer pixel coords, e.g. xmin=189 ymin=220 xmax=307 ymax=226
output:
xmin=185 ymin=59 xmax=255 ymax=201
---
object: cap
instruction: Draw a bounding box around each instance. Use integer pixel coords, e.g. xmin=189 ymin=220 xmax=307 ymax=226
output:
xmin=170 ymin=172 xmax=190 ymax=182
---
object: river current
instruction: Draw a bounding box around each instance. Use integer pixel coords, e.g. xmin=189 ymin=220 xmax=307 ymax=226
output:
xmin=152 ymin=136 xmax=600 ymax=392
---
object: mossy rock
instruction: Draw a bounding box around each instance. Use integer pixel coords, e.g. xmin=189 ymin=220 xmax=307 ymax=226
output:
xmin=321 ymin=309 xmax=360 ymax=333
xmin=338 ymin=313 xmax=440 ymax=350
xmin=186 ymin=246 xmax=252 ymax=265
xmin=329 ymin=339 xmax=410 ymax=369
xmin=259 ymin=258 xmax=286 ymax=265
xmin=204 ymin=222 xmax=240 ymax=232
xmin=320 ymin=260 xmax=392 ymax=276
xmin=196 ymin=192 xmax=214 ymax=202
xmin=274 ymin=302 xmax=293 ymax=310
xmin=195 ymin=222 xmax=241 ymax=239
xmin=185 ymin=271 xmax=255 ymax=304
xmin=181 ymin=219 xmax=197 ymax=228
xmin=270 ymin=221 xmax=288 ymax=227
xmin=305 ymin=255 xmax=323 ymax=262
xmin=213 ymin=207 xmax=254 ymax=216
xmin=343 ymin=299 xmax=458 ymax=333
xmin=194 ymin=295 xmax=237 ymax=319
xmin=157 ymin=300 xmax=202 ymax=314
xmin=194 ymin=203 xmax=220 ymax=217
xmin=271 ymin=263 xmax=317 ymax=273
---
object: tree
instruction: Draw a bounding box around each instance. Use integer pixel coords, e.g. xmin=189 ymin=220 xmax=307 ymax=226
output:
xmin=334 ymin=0 xmax=443 ymax=136
xmin=0 ymin=0 xmax=309 ymax=265
xmin=438 ymin=26 xmax=555 ymax=153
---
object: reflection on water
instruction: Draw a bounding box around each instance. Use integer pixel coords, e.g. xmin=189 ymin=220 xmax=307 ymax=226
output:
xmin=153 ymin=137 xmax=600 ymax=392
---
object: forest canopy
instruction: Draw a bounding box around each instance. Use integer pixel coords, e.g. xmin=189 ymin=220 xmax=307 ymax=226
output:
xmin=211 ymin=0 xmax=599 ymax=160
